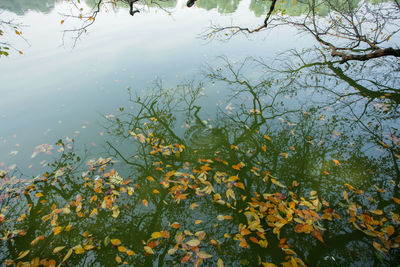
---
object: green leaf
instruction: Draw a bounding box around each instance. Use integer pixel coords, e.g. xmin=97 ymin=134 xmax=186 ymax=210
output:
xmin=104 ymin=235 xmax=110 ymax=246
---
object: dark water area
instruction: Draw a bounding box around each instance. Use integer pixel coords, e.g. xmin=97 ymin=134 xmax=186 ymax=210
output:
xmin=0 ymin=0 xmax=399 ymax=266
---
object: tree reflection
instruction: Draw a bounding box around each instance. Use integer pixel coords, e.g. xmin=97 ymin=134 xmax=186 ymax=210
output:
xmin=1 ymin=57 xmax=399 ymax=266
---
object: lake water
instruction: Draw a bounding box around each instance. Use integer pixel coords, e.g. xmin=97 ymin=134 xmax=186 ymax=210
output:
xmin=0 ymin=0 xmax=399 ymax=266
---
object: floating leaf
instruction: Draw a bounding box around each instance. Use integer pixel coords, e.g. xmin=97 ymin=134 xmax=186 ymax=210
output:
xmin=30 ymin=235 xmax=44 ymax=246
xmin=189 ymin=202 xmax=199 ymax=210
xmin=144 ymin=246 xmax=154 ymax=254
xmin=262 ymin=263 xmax=277 ymax=267
xmin=370 ymin=209 xmax=383 ymax=215
xmin=343 ymin=191 xmax=349 ymax=203
xmin=393 ymin=197 xmax=400 ymax=205
xmin=104 ymin=236 xmax=110 ymax=246
xmin=186 ymin=239 xmax=200 ymax=247
xmin=232 ymin=162 xmax=244 ymax=170
xmin=74 ymin=245 xmax=85 ymax=254
xmin=118 ymin=246 xmax=127 ymax=253
xmin=62 ymin=249 xmax=73 ymax=263
xmin=171 ymin=222 xmax=181 ymax=229
xmin=53 ymin=246 xmax=65 ymax=253
xmin=333 ymin=159 xmax=341 ymax=167
xmin=181 ymin=254 xmax=191 ymax=263
xmin=197 ymin=251 xmax=213 ymax=259
xmin=111 ymin=239 xmax=121 ymax=246
xmin=16 ymin=250 xmax=30 ymax=260
xmin=89 ymin=208 xmax=98 ymax=217
xmin=151 ymin=232 xmax=163 ymax=239
xmin=264 ymin=135 xmax=271 ymax=141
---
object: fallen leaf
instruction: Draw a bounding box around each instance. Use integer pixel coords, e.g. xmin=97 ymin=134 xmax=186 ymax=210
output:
xmin=16 ymin=250 xmax=30 ymax=260
xmin=53 ymin=246 xmax=65 ymax=253
xmin=111 ymin=239 xmax=121 ymax=246
xmin=186 ymin=239 xmax=200 ymax=247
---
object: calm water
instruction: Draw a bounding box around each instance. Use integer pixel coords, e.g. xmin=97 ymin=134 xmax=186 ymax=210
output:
xmin=0 ymin=0 xmax=399 ymax=266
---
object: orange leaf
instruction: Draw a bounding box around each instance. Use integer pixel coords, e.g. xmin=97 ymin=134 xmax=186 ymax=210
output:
xmin=333 ymin=159 xmax=341 ymax=167
xmin=232 ymin=162 xmax=244 ymax=170
xmin=393 ymin=197 xmax=400 ymax=205
xmin=234 ymin=182 xmax=245 ymax=190
xmin=249 ymin=236 xmax=259 ymax=244
xmin=240 ymin=228 xmax=251 ymax=235
xmin=181 ymin=254 xmax=191 ymax=263
xmin=311 ymin=230 xmax=325 ymax=244
xmin=171 ymin=222 xmax=181 ymax=229
xmin=142 ymin=199 xmax=148 ymax=207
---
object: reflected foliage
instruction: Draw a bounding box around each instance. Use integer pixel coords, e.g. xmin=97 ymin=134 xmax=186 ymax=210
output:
xmin=196 ymin=0 xmax=240 ymax=13
xmin=0 ymin=0 xmax=56 ymax=15
xmin=1 ymin=56 xmax=399 ymax=266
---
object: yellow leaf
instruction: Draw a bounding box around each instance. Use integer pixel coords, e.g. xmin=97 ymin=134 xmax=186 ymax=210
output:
xmin=142 ymin=199 xmax=148 ymax=207
xmin=291 ymin=257 xmax=298 ymax=267
xmin=370 ymin=209 xmax=383 ymax=215
xmin=53 ymin=246 xmax=65 ymax=253
xmin=118 ymin=246 xmax=127 ymax=253
xmin=84 ymin=245 xmax=94 ymax=250
xmin=144 ymin=246 xmax=154 ymax=254
xmin=30 ymin=235 xmax=44 ymax=246
xmin=197 ymin=251 xmax=213 ymax=259
xmin=151 ymin=232 xmax=163 ymax=239
xmin=111 ymin=239 xmax=121 ymax=246
xmin=153 ymin=189 xmax=160 ymax=194
xmin=115 ymin=256 xmax=122 ymax=263
xmin=234 ymin=182 xmax=245 ymax=190
xmin=53 ymin=226 xmax=62 ymax=235
xmin=35 ymin=193 xmax=44 ymax=197
xmin=189 ymin=203 xmax=199 ymax=210
xmin=195 ymin=220 xmax=202 ymax=224
xmin=127 ymin=250 xmax=135 ymax=256
xmin=271 ymin=178 xmax=286 ymax=188
xmin=344 ymin=183 xmax=355 ymax=191
xmin=262 ymin=263 xmax=277 ymax=267
xmin=217 ymin=258 xmax=224 ymax=267
xmin=74 ymin=245 xmax=85 ymax=254
xmin=16 ymin=250 xmax=30 ymax=260
xmin=62 ymin=249 xmax=73 ymax=263
xmin=186 ymin=239 xmax=200 ymax=247
xmin=226 ymin=189 xmax=236 ymax=200
xmin=112 ymin=207 xmax=120 ymax=218
xmin=89 ymin=208 xmax=98 ymax=217
xmin=343 ymin=191 xmax=349 ymax=203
